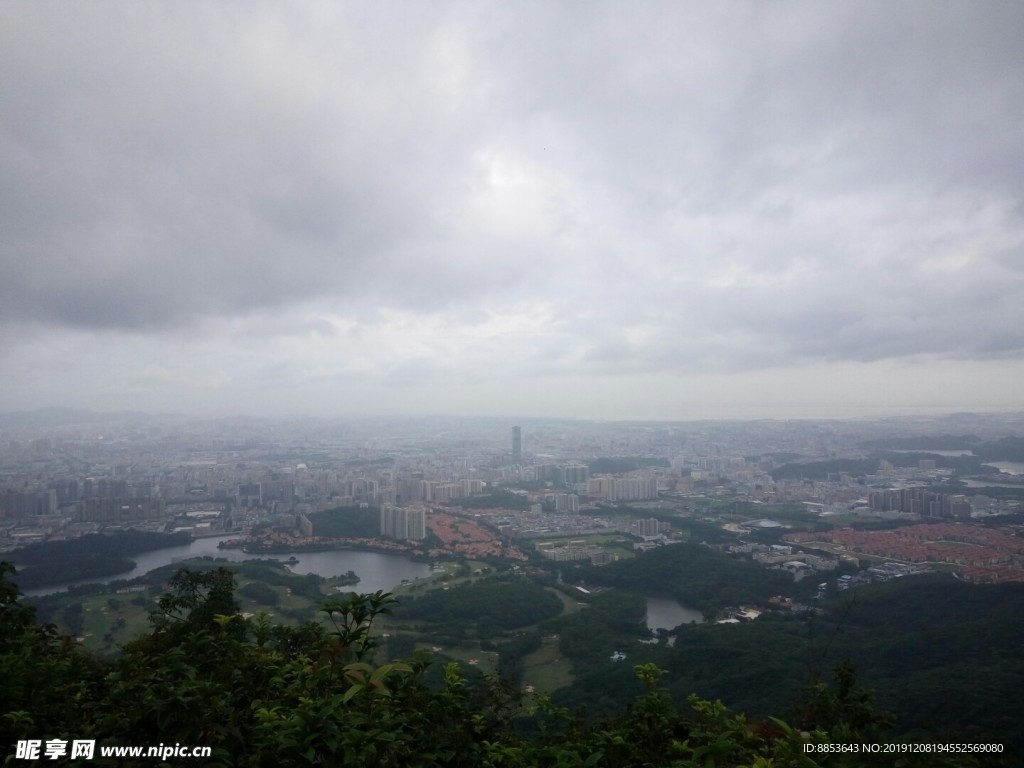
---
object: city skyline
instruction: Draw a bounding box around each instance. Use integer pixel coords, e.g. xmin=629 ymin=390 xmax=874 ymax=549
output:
xmin=2 ymin=3 xmax=1023 ymax=421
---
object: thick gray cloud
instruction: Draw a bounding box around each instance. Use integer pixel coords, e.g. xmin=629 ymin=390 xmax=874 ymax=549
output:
xmin=1 ymin=1 xmax=1022 ymax=417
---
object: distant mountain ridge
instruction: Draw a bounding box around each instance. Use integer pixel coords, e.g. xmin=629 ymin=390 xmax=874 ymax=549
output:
xmin=0 ymin=407 xmax=150 ymax=429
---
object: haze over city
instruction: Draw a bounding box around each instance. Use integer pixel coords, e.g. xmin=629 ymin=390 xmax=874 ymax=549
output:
xmin=2 ymin=2 xmax=1023 ymax=420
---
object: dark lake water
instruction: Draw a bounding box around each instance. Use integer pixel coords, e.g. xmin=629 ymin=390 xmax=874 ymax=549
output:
xmin=645 ymin=595 xmax=704 ymax=631
xmin=25 ymin=535 xmax=432 ymax=597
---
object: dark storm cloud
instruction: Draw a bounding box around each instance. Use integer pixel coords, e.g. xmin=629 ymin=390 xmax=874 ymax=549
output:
xmin=1 ymin=0 xmax=1023 ymax=401
xmin=0 ymin=2 xmax=483 ymax=330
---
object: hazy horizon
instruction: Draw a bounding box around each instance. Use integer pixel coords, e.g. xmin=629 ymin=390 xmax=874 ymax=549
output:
xmin=4 ymin=403 xmax=1023 ymax=427
xmin=3 ymin=3 xmax=1023 ymax=421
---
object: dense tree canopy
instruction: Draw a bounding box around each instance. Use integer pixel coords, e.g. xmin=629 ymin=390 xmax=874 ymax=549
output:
xmin=393 ymin=578 xmax=562 ymax=634
xmin=574 ymin=543 xmax=795 ymax=617
xmin=308 ymin=506 xmax=381 ymax=538
xmin=9 ymin=531 xmax=192 ymax=590
xmin=0 ymin=562 xmax=1010 ymax=767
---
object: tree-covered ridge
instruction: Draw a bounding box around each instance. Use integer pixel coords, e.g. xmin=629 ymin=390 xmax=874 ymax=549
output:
xmin=573 ymin=543 xmax=796 ymax=618
xmin=392 ymin=577 xmax=562 ymax=631
xmin=308 ymin=505 xmax=381 ymax=538
xmin=587 ymin=456 xmax=670 ymax=474
xmin=768 ymin=453 xmax=994 ymax=480
xmin=770 ymin=435 xmax=1024 ymax=481
xmin=4 ymin=561 xmax=1003 ymax=767
xmin=808 ymin=578 xmax=1024 ymax=742
xmin=9 ymin=531 xmax=192 ymax=590
xmin=974 ymin=436 xmax=1024 ymax=462
xmin=855 ymin=434 xmax=1024 ymax=462
xmin=548 ymin=573 xmax=1024 ymax=756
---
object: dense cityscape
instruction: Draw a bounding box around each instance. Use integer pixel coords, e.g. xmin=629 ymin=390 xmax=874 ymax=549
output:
xmin=4 ymin=409 xmax=1024 ymax=589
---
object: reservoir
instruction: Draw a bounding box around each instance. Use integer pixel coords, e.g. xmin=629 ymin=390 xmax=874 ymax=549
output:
xmin=25 ymin=535 xmax=432 ymax=597
xmin=645 ymin=595 xmax=704 ymax=632
xmin=987 ymin=461 xmax=1024 ymax=475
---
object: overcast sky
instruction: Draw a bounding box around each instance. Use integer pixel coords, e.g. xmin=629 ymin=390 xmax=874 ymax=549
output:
xmin=2 ymin=2 xmax=1023 ymax=421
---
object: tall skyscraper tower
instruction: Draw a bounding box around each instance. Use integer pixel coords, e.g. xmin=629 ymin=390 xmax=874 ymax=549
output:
xmin=512 ymin=426 xmax=522 ymax=463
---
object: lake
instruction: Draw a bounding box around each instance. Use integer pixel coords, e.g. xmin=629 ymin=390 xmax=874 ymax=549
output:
xmin=645 ymin=595 xmax=704 ymax=631
xmin=25 ymin=535 xmax=433 ymax=597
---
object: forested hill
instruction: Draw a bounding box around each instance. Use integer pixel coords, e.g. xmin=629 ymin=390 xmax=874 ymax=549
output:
xmin=857 ymin=434 xmax=1024 ymax=461
xmin=551 ymin=573 xmax=1024 ymax=755
xmin=809 ymin=578 xmax=1024 ymax=742
xmin=975 ymin=436 xmax=1024 ymax=462
xmin=770 ymin=435 xmax=1024 ymax=480
xmin=4 ymin=561 xmax=1019 ymax=765
xmin=574 ymin=542 xmax=796 ymax=617
xmin=587 ymin=456 xmax=670 ymax=474
xmin=9 ymin=531 xmax=191 ymax=590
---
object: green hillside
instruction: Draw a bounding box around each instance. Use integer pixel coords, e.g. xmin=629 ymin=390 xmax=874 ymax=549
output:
xmin=3 ymin=558 xmax=1020 ymax=766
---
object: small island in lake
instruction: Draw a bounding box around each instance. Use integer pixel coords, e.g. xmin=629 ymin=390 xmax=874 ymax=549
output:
xmin=336 ymin=569 xmax=360 ymax=586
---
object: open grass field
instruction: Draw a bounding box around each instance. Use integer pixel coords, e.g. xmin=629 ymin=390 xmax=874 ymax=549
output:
xmin=520 ymin=637 xmax=573 ymax=693
xmin=530 ymin=533 xmax=639 ymax=562
xmin=375 ymin=576 xmax=588 ymax=692
xmin=545 ymin=586 xmax=586 ymax=615
xmin=416 ymin=642 xmax=500 ymax=675
xmin=233 ymin=577 xmax=326 ymax=624
xmin=390 ymin=559 xmax=490 ymax=598
xmin=42 ymin=560 xmax=335 ymax=652
xmin=44 ymin=560 xmax=587 ymax=694
xmin=75 ymin=593 xmax=152 ymax=651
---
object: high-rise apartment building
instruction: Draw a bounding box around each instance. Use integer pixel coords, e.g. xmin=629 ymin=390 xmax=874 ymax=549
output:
xmin=512 ymin=426 xmax=522 ymax=463
xmin=562 ymin=464 xmax=590 ymax=485
xmin=405 ymin=507 xmax=426 ymax=540
xmin=585 ymin=475 xmax=659 ymax=502
xmin=380 ymin=504 xmax=428 ymax=541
